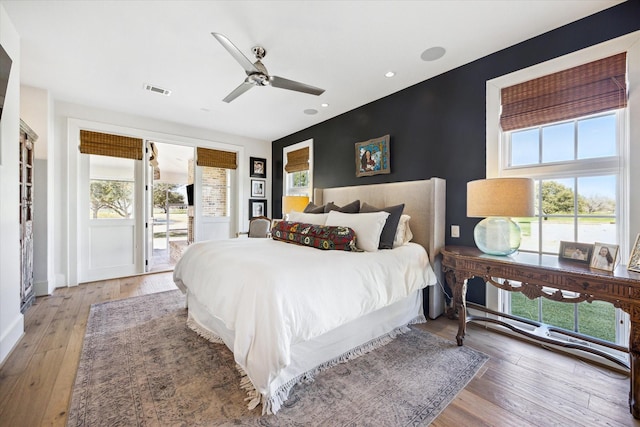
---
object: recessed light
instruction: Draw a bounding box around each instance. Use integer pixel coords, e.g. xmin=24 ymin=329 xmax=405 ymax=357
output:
xmin=304 ymin=109 xmax=318 ymax=115
xmin=321 ymin=103 xmax=329 ymax=108
xmin=385 ymin=71 xmax=396 ymax=78
xmin=421 ymin=47 xmax=446 ymax=62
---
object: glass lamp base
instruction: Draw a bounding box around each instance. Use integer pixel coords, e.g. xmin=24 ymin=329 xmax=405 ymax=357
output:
xmin=473 ymin=217 xmax=521 ymax=256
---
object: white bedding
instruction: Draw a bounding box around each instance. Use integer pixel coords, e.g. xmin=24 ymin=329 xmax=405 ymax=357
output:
xmin=173 ymin=238 xmax=437 ymax=413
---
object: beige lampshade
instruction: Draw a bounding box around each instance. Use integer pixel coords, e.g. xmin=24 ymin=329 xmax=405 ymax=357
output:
xmin=467 ymin=178 xmax=535 ymax=218
xmin=282 ymin=195 xmax=310 ymax=215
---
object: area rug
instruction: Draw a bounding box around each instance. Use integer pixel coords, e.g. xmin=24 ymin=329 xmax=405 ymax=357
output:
xmin=67 ymin=290 xmax=488 ymax=426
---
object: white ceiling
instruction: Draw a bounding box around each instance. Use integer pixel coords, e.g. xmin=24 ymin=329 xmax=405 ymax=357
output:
xmin=2 ymin=0 xmax=624 ymax=142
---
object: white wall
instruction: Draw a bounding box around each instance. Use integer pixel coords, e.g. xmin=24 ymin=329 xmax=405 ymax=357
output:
xmin=53 ymin=101 xmax=271 ymax=286
xmin=0 ymin=4 xmax=23 ymax=364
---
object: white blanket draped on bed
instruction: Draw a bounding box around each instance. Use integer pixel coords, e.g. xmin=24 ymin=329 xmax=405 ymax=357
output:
xmin=173 ymin=238 xmax=437 ymax=412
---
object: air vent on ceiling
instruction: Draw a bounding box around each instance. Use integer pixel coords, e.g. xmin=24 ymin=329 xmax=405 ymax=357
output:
xmin=144 ymin=83 xmax=171 ymax=96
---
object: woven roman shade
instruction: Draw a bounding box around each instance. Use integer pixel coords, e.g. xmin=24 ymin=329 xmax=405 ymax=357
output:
xmin=196 ymin=147 xmax=237 ymax=169
xmin=284 ymin=146 xmax=310 ymax=173
xmin=79 ymin=130 xmax=143 ymax=160
xmin=500 ymin=52 xmax=627 ymax=131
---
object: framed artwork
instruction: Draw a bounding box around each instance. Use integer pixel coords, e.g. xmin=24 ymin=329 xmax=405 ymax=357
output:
xmin=559 ymin=241 xmax=592 ymax=264
xmin=590 ymin=242 xmax=619 ymax=272
xmin=251 ymin=179 xmax=265 ymax=198
xmin=628 ymin=234 xmax=640 ymax=273
xmin=250 ymin=157 xmax=266 ymax=178
xmin=355 ymin=134 xmax=390 ymax=177
xmin=249 ymin=199 xmax=267 ymax=219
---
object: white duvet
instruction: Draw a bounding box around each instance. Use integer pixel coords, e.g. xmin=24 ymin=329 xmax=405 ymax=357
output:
xmin=173 ymin=238 xmax=437 ymax=411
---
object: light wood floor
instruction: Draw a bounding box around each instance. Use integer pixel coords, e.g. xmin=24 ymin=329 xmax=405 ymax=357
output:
xmin=1 ymin=272 xmax=639 ymax=426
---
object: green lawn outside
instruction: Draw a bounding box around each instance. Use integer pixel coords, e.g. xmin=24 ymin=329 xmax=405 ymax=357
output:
xmin=511 ymin=293 xmax=616 ymax=343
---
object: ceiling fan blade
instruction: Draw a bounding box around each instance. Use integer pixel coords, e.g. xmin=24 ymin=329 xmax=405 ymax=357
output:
xmin=211 ymin=32 xmax=259 ymax=74
xmin=269 ymin=76 xmax=325 ymax=96
xmin=223 ymin=82 xmax=254 ymax=103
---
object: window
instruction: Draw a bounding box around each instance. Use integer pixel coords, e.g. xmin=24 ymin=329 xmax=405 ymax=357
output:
xmin=283 ymin=139 xmax=313 ymax=198
xmin=485 ymin=32 xmax=640 ymax=355
xmin=89 ymin=155 xmax=135 ymax=219
xmin=505 ymin=112 xmax=621 ymax=345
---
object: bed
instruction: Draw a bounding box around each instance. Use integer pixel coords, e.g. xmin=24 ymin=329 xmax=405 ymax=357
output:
xmin=173 ymin=177 xmax=446 ymax=414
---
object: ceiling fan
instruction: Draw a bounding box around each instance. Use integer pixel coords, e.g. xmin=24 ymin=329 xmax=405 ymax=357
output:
xmin=212 ymin=32 xmax=325 ymax=103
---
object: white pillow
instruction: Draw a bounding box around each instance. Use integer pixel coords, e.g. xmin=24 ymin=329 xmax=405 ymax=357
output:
xmin=325 ymin=211 xmax=389 ymax=252
xmin=393 ymin=215 xmax=413 ymax=248
xmin=287 ymin=211 xmax=329 ymax=225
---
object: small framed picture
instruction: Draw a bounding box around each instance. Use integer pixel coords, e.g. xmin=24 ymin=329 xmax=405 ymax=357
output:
xmin=590 ymin=242 xmax=619 ymax=272
xmin=355 ymin=134 xmax=391 ymax=177
xmin=251 ymin=179 xmax=265 ymax=198
xmin=250 ymin=157 xmax=266 ymax=178
xmin=559 ymin=241 xmax=593 ymax=264
xmin=628 ymin=234 xmax=640 ymax=273
xmin=249 ymin=199 xmax=267 ymax=219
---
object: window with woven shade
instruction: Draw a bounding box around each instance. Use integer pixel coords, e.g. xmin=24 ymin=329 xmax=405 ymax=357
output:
xmin=500 ymin=53 xmax=627 ymax=132
xmin=491 ymin=51 xmax=631 ymax=355
xmin=283 ymin=140 xmax=313 ymax=204
xmin=79 ymin=130 xmax=143 ymax=160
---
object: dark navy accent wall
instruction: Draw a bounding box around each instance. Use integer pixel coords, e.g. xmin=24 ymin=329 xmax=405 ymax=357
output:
xmin=272 ymin=1 xmax=640 ymax=305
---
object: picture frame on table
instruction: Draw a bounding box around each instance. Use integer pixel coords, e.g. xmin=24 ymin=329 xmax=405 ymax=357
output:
xmin=558 ymin=241 xmax=592 ymax=264
xmin=628 ymin=234 xmax=640 ymax=273
xmin=250 ymin=157 xmax=267 ymax=178
xmin=249 ymin=199 xmax=267 ymax=219
xmin=590 ymin=242 xmax=619 ymax=272
xmin=251 ymin=179 xmax=265 ymax=198
xmin=355 ymin=134 xmax=390 ymax=177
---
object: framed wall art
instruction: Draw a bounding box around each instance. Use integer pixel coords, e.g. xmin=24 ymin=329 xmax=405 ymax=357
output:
xmin=251 ymin=179 xmax=265 ymax=198
xmin=250 ymin=157 xmax=266 ymax=178
xmin=628 ymin=234 xmax=640 ymax=273
xmin=558 ymin=241 xmax=592 ymax=264
xmin=249 ymin=199 xmax=267 ymax=219
xmin=355 ymin=134 xmax=390 ymax=177
xmin=590 ymin=242 xmax=619 ymax=272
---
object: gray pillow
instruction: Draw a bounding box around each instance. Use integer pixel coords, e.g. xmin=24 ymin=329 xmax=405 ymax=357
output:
xmin=324 ymin=200 xmax=361 ymax=213
xmin=360 ymin=202 xmax=405 ymax=249
xmin=303 ymin=202 xmax=328 ymax=213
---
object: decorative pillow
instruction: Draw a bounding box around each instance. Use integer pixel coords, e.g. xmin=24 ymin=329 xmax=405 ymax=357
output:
xmin=287 ymin=211 xmax=329 ymax=225
xmin=271 ymin=221 xmax=359 ymax=251
xmin=324 ymin=200 xmax=361 ymax=213
xmin=360 ymin=202 xmax=405 ymax=249
xmin=393 ymin=215 xmax=413 ymax=248
xmin=303 ymin=202 xmax=328 ymax=214
xmin=325 ymin=210 xmax=389 ymax=252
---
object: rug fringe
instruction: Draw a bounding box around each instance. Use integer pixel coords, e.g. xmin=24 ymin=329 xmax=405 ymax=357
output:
xmin=186 ymin=314 xmax=225 ymax=344
xmin=237 ymin=323 xmax=416 ymax=415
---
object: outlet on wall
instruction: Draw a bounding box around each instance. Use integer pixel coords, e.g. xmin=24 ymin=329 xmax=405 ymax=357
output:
xmin=451 ymin=225 xmax=460 ymax=238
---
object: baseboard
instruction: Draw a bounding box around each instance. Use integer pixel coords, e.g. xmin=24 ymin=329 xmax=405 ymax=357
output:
xmin=0 ymin=314 xmax=25 ymax=367
xmin=34 ymin=280 xmax=49 ymax=296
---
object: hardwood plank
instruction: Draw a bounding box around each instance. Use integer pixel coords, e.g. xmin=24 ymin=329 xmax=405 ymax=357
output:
xmin=40 ymin=323 xmax=86 ymax=427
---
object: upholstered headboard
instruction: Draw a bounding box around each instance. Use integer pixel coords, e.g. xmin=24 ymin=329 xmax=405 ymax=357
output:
xmin=314 ymin=178 xmax=446 ymax=264
xmin=314 ymin=178 xmax=447 ymax=319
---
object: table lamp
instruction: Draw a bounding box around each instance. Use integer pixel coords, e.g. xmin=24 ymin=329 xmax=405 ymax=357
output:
xmin=282 ymin=195 xmax=309 ymax=218
xmin=467 ymin=178 xmax=535 ymax=255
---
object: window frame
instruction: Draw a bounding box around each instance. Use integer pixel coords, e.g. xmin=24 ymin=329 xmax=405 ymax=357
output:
xmin=283 ymin=139 xmax=313 ymax=198
xmin=485 ymin=31 xmax=640 ymax=355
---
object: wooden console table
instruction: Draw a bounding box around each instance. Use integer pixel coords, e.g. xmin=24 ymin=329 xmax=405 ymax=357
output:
xmin=441 ymin=245 xmax=640 ymax=419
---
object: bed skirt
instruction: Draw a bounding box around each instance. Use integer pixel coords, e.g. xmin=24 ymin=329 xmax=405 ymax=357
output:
xmin=186 ymin=289 xmax=426 ymax=414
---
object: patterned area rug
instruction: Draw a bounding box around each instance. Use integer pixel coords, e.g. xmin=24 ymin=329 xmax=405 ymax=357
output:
xmin=67 ymin=290 xmax=488 ymax=426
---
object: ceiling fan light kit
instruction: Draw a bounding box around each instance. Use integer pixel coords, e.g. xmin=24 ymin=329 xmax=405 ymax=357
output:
xmin=212 ymin=32 xmax=325 ymax=103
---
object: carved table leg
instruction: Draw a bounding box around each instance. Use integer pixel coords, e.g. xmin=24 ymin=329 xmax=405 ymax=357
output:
xmin=445 ymin=269 xmax=467 ymax=346
xmin=630 ymin=317 xmax=640 ymax=419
